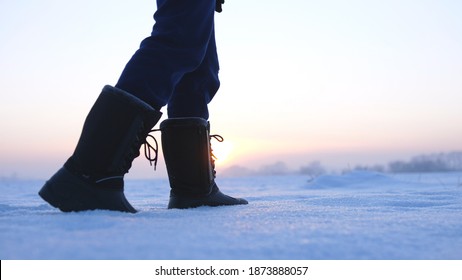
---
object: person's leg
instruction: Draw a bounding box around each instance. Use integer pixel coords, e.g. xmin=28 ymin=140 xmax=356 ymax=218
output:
xmin=160 ymin=24 xmax=248 ymax=209
xmin=167 ymin=25 xmax=220 ymax=120
xmin=38 ymin=1 xmax=223 ymax=213
xmin=116 ymin=0 xmax=217 ymax=110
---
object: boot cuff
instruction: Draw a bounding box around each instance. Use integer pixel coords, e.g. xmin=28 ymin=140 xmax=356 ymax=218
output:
xmin=102 ymin=85 xmax=158 ymax=114
xmin=160 ymin=117 xmax=208 ymax=129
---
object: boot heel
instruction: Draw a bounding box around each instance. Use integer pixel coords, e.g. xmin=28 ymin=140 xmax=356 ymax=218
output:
xmin=38 ymin=179 xmax=61 ymax=210
xmin=39 ymin=168 xmax=89 ymax=212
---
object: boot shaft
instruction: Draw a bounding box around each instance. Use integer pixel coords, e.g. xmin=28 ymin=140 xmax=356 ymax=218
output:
xmin=160 ymin=117 xmax=214 ymax=196
xmin=65 ymin=85 xmax=162 ymax=184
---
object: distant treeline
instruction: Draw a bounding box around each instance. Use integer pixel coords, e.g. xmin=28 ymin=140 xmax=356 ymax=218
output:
xmin=221 ymin=151 xmax=462 ymax=177
xmin=330 ymin=151 xmax=462 ymax=174
xmin=387 ymin=151 xmax=462 ymax=173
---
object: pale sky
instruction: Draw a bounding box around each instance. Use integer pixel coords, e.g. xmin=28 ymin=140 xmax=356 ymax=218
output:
xmin=1 ymin=0 xmax=461 ymax=178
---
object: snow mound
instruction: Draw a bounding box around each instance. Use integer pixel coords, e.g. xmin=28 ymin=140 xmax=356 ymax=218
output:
xmin=306 ymin=171 xmax=407 ymax=189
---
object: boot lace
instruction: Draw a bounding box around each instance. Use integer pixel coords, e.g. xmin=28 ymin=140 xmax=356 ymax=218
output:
xmin=209 ymin=134 xmax=224 ymax=178
xmin=143 ymin=131 xmax=225 ymax=174
xmin=144 ymin=129 xmax=161 ymax=170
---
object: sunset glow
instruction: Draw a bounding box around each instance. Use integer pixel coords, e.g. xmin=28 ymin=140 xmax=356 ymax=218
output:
xmin=211 ymin=140 xmax=234 ymax=166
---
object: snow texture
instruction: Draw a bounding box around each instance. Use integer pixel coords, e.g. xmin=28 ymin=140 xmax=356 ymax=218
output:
xmin=1 ymin=171 xmax=461 ymax=260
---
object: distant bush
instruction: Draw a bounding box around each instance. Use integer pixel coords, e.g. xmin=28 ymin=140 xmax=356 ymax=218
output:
xmin=298 ymin=161 xmax=326 ymax=176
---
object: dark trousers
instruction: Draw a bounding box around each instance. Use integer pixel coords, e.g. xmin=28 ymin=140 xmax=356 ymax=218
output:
xmin=116 ymin=0 xmax=219 ymax=120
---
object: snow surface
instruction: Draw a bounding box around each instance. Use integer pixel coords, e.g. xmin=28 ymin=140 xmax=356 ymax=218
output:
xmin=1 ymin=171 xmax=461 ymax=260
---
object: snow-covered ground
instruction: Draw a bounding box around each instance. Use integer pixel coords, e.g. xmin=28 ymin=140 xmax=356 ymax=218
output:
xmin=1 ymin=171 xmax=461 ymax=260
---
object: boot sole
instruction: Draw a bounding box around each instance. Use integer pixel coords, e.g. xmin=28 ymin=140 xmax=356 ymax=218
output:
xmin=168 ymin=188 xmax=248 ymax=209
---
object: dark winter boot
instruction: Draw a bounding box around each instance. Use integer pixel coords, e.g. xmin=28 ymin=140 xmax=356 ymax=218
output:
xmin=160 ymin=117 xmax=248 ymax=209
xmin=38 ymin=85 xmax=162 ymax=213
